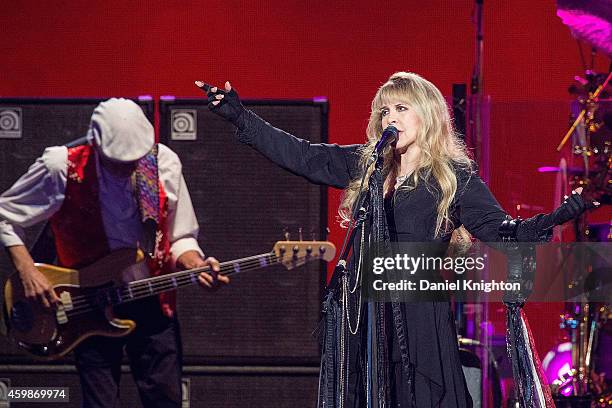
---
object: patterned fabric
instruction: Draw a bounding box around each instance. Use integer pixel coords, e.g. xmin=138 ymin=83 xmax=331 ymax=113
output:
xmin=134 ymin=145 xmax=174 ymax=317
xmin=506 ymin=305 xmax=555 ymax=407
xmin=134 ymin=144 xmax=160 ymax=225
xmin=500 ymin=230 xmax=554 ymax=407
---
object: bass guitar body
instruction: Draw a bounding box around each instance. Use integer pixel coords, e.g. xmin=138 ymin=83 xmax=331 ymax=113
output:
xmin=4 ymin=249 xmax=140 ymax=359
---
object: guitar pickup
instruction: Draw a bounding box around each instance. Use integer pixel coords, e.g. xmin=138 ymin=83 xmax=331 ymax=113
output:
xmin=59 ymin=291 xmax=73 ymax=311
xmin=56 ymin=306 xmax=68 ymax=324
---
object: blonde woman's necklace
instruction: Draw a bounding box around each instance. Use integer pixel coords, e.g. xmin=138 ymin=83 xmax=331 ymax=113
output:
xmin=395 ymin=173 xmax=410 ymax=190
xmin=396 ymin=173 xmax=410 ymax=183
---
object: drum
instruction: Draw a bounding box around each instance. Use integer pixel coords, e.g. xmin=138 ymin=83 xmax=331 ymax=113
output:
xmin=543 ymin=314 xmax=611 ymax=396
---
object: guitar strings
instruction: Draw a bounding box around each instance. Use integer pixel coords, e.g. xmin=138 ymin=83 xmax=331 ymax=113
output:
xmin=117 ymin=252 xmax=323 ymax=302
xmin=65 ymin=253 xmax=278 ymax=313
xmin=67 ymin=248 xmax=327 ymax=310
xmin=65 ymin=253 xmax=320 ymax=317
xmin=63 ymin=253 xmax=324 ymax=317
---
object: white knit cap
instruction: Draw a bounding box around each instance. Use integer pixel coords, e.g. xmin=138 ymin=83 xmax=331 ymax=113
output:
xmin=90 ymin=98 xmax=154 ymax=162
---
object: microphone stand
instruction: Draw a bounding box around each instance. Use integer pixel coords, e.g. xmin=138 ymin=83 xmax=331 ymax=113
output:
xmin=470 ymin=0 xmax=484 ymax=163
xmin=469 ymin=1 xmax=493 ymax=406
xmin=321 ymin=134 xmax=397 ymax=407
xmin=318 ymin=152 xmax=377 ymax=408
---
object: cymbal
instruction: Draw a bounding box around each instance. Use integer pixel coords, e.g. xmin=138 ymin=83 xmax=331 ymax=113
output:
xmin=557 ymin=0 xmax=612 ymax=58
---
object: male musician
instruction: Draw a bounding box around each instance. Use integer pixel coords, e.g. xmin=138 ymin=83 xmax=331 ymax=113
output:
xmin=0 ymin=98 xmax=228 ymax=408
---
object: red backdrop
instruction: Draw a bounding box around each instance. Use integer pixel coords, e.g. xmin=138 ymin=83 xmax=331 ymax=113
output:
xmin=2 ymin=0 xmax=610 ymax=357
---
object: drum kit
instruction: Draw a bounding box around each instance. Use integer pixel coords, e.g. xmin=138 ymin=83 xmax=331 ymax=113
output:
xmin=539 ymin=2 xmax=612 ymax=406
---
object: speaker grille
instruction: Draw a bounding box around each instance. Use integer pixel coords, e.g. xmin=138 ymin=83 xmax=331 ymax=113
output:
xmin=160 ymin=99 xmax=328 ymax=364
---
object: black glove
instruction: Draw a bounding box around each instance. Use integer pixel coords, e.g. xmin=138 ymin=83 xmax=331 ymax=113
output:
xmin=540 ymin=189 xmax=597 ymax=230
xmin=502 ymin=190 xmax=599 ymax=242
xmin=196 ymin=82 xmax=247 ymax=129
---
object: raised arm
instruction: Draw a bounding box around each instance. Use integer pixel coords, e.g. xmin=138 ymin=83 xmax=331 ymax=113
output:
xmin=195 ymin=81 xmax=361 ymax=189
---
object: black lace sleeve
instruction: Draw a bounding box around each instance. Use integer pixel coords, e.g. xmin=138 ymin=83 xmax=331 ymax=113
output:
xmin=236 ymin=110 xmax=362 ymax=189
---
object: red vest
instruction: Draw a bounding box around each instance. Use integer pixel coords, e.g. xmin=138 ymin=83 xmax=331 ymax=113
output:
xmin=50 ymin=145 xmax=176 ymax=317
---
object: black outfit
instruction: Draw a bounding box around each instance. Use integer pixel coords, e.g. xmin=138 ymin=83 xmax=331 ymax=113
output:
xmin=199 ymin=82 xmax=591 ymax=407
xmin=74 ymin=298 xmax=183 ymax=408
xmin=234 ymin=110 xmax=549 ymax=407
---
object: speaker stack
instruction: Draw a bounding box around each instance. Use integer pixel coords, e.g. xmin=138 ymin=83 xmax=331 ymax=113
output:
xmin=0 ymin=96 xmax=329 ymax=407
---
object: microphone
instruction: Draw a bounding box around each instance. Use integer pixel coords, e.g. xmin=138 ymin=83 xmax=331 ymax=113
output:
xmin=369 ymin=125 xmax=399 ymax=164
xmin=375 ymin=125 xmax=399 ymax=153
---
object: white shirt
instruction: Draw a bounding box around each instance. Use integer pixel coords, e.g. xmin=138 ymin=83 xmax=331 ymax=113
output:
xmin=0 ymin=144 xmax=203 ymax=265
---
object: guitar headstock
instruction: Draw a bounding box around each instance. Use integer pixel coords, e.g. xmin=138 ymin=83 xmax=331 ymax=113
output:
xmin=272 ymin=241 xmax=336 ymax=270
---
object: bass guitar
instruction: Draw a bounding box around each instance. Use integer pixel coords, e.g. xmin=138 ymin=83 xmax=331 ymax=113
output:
xmin=3 ymin=240 xmax=335 ymax=360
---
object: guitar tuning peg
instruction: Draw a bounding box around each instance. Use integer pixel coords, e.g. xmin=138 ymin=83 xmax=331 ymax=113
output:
xmin=283 ymin=227 xmax=290 ymax=241
xmin=298 ymin=227 xmax=303 ymax=241
xmin=310 ymin=227 xmax=316 ymax=241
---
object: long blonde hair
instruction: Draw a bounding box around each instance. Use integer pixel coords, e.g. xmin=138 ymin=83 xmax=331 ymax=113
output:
xmin=339 ymin=72 xmax=472 ymax=237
